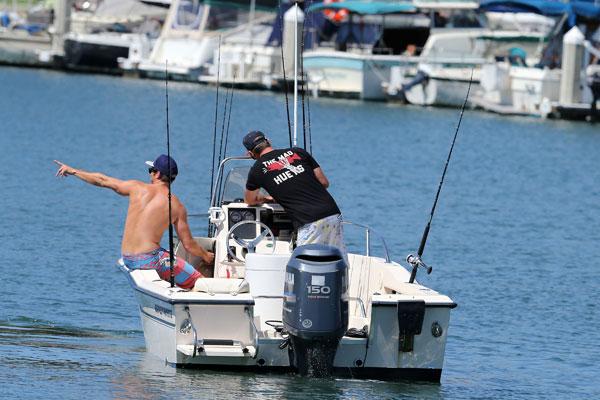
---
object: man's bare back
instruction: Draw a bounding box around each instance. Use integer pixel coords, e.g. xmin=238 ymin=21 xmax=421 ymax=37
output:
xmin=122 ymin=181 xmax=184 ymax=254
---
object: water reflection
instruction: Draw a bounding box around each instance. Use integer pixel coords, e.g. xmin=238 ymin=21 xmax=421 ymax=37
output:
xmin=111 ymin=353 xmax=444 ymax=400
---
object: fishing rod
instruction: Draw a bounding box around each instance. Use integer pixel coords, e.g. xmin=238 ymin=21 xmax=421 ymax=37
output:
xmin=208 ymin=36 xmax=222 ymax=237
xmin=292 ymin=0 xmax=299 ymax=147
xmin=306 ymin=72 xmax=313 ymax=154
xmin=278 ymin=0 xmax=293 ymax=147
xmin=217 ymin=80 xmax=230 ymax=166
xmin=222 ymin=75 xmax=236 ymax=170
xmin=165 ymin=60 xmax=175 ymax=288
xmin=217 ymin=76 xmax=237 ymax=205
xmin=407 ymin=70 xmax=473 ymax=284
xmin=299 ymin=12 xmax=307 ymax=150
xmin=215 ymin=80 xmax=235 ymax=207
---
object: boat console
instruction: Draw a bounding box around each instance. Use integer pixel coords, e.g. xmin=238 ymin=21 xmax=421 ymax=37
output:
xmin=202 ymin=160 xmax=297 ymax=278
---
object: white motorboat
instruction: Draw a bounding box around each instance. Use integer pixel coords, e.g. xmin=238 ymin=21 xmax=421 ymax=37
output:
xmin=391 ymin=29 xmax=550 ymax=107
xmin=123 ymin=0 xmax=277 ymax=81
xmin=469 ymin=2 xmax=600 ymax=119
xmin=118 ymin=157 xmax=456 ymax=380
xmin=302 ymin=1 xmax=426 ymax=100
xmin=198 ymin=15 xmax=280 ymax=89
xmin=383 ymin=0 xmax=554 ymax=107
xmin=63 ymin=0 xmax=165 ymax=71
xmin=303 ymin=0 xmax=547 ymax=103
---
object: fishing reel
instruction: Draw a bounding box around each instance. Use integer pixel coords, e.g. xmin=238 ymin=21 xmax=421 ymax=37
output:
xmin=406 ymin=254 xmax=432 ymax=284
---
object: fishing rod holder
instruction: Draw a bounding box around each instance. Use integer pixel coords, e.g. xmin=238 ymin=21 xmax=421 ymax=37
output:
xmin=407 ymin=254 xmax=432 ymax=284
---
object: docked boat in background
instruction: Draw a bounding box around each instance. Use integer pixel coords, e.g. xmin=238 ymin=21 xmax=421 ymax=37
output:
xmin=121 ymin=0 xmax=277 ymax=81
xmin=302 ymin=0 xmax=550 ymax=104
xmin=470 ymin=0 xmax=600 ymax=119
xmin=63 ymin=0 xmax=166 ymax=71
xmin=383 ymin=0 xmax=555 ymax=107
xmin=302 ymin=1 xmax=423 ymax=100
xmin=198 ymin=4 xmax=279 ymax=88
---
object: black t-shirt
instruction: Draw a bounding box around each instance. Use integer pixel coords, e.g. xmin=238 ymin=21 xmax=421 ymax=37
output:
xmin=246 ymin=147 xmax=340 ymax=227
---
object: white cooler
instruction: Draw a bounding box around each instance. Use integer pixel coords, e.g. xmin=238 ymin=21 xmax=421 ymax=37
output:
xmin=245 ymin=253 xmax=291 ymax=331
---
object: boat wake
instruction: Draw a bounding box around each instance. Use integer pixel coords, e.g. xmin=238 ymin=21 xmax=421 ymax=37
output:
xmin=0 ymin=316 xmax=142 ymax=340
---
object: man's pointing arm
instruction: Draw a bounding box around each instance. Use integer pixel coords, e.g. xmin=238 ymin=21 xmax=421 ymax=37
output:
xmin=54 ymin=160 xmax=136 ymax=196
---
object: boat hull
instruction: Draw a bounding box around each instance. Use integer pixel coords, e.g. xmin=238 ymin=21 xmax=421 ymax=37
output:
xmin=303 ymin=50 xmax=404 ymax=100
xmin=64 ymin=38 xmax=129 ymax=70
xmin=121 ymin=254 xmax=455 ymax=381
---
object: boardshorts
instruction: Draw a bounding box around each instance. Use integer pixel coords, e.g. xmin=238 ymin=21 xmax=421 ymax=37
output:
xmin=297 ymin=214 xmax=347 ymax=258
xmin=122 ymin=248 xmax=202 ymax=290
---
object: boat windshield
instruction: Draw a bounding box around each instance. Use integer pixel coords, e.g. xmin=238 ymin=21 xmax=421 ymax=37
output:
xmin=218 ymin=162 xmax=270 ymax=205
xmin=206 ymin=4 xmax=254 ymax=31
xmin=174 ymin=0 xmax=205 ymax=30
xmin=173 ymin=0 xmax=260 ymax=32
xmin=430 ymin=9 xmax=485 ymax=28
xmin=221 ymin=165 xmax=251 ymax=204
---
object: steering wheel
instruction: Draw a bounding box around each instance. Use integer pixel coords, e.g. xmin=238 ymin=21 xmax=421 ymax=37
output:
xmin=227 ymin=220 xmax=276 ymax=262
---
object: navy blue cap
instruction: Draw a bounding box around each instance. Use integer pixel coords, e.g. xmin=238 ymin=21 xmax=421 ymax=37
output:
xmin=243 ymin=130 xmax=267 ymax=151
xmin=145 ymin=154 xmax=178 ymax=177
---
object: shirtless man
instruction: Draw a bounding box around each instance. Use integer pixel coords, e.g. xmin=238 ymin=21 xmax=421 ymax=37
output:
xmin=54 ymin=154 xmax=214 ymax=289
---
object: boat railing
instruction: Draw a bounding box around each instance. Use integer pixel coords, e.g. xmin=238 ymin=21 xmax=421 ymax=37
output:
xmin=342 ymin=221 xmax=391 ymax=263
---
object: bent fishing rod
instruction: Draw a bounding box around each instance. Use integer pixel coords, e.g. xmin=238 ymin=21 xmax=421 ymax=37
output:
xmin=407 ymin=70 xmax=473 ymax=284
xmin=165 ymin=61 xmax=175 ymax=288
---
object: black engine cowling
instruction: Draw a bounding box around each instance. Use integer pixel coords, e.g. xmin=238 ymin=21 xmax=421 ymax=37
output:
xmin=282 ymin=244 xmax=348 ymax=377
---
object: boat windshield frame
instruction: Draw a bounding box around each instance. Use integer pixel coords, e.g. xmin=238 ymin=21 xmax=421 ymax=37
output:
xmin=211 ymin=155 xmax=253 ymax=208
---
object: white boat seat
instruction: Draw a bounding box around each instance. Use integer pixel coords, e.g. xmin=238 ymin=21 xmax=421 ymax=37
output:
xmin=175 ymin=237 xmax=216 ymax=277
xmin=193 ymin=278 xmax=249 ymax=295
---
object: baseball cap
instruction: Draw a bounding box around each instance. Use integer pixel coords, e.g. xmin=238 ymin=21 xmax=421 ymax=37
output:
xmin=243 ymin=130 xmax=267 ymax=151
xmin=145 ymin=154 xmax=178 ymax=177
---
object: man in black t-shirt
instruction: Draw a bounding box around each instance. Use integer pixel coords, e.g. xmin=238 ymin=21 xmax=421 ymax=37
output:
xmin=242 ymin=131 xmax=346 ymax=253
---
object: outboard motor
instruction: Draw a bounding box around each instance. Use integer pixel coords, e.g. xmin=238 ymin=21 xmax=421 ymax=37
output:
xmin=282 ymin=244 xmax=348 ymax=377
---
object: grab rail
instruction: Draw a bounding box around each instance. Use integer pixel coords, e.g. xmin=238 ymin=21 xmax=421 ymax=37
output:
xmin=184 ymin=306 xmax=198 ymax=357
xmin=245 ymin=306 xmax=260 ymax=358
xmin=346 ymin=296 xmax=367 ymax=318
xmin=342 ymin=221 xmax=391 ymax=263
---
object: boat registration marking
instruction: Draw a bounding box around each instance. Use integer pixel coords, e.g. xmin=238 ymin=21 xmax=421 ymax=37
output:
xmin=154 ymin=304 xmax=173 ymax=318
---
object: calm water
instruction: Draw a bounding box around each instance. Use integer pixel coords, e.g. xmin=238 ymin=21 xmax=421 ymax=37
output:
xmin=1 ymin=67 xmax=598 ymax=399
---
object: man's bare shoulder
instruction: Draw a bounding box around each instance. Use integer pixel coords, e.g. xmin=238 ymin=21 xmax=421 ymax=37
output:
xmin=121 ymin=180 xmax=151 ymax=195
xmin=170 ymin=194 xmax=188 ymax=216
xmin=124 ymin=179 xmax=148 ymax=189
xmin=171 ymin=194 xmax=186 ymax=208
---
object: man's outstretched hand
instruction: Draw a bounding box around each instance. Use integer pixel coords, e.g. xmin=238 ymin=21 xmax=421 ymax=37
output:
xmin=54 ymin=160 xmax=76 ymax=177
